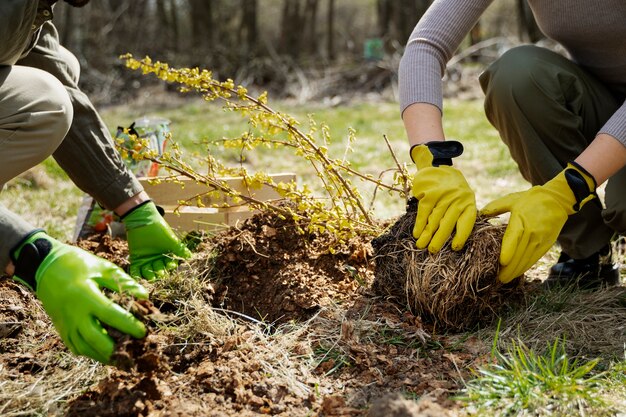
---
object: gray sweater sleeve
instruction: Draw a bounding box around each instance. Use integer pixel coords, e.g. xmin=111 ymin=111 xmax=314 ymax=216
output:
xmin=0 ymin=205 xmax=37 ymax=270
xmin=599 ymin=100 xmax=626 ymax=145
xmin=398 ymin=0 xmax=494 ymax=116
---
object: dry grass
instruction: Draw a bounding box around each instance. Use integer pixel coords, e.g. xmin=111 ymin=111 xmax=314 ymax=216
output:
xmin=0 ymin=351 xmax=105 ymax=416
xmin=493 ymin=284 xmax=626 ymax=361
xmin=150 ymin=259 xmax=324 ymax=398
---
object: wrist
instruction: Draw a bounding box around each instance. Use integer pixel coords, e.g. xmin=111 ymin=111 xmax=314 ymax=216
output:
xmin=10 ymin=230 xmax=55 ymax=291
xmin=545 ymin=162 xmax=598 ymax=214
xmin=115 ymin=191 xmax=150 ymax=217
xmin=410 ymin=140 xmax=464 ymax=169
xmin=121 ymin=200 xmax=165 ymax=230
xmin=5 ymin=260 xmax=15 ymax=276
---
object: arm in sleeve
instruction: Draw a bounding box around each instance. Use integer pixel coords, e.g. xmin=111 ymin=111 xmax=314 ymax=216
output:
xmin=0 ymin=0 xmax=38 ymax=65
xmin=398 ymin=0 xmax=494 ymax=116
xmin=0 ymin=205 xmax=37 ymax=271
xmin=599 ymin=100 xmax=626 ymax=146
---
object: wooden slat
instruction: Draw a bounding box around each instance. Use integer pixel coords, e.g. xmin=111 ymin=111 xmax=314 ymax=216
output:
xmin=138 ymin=173 xmax=296 ymax=207
xmin=163 ymin=208 xmax=227 ymax=232
xmin=141 ymin=173 xmax=295 ymax=232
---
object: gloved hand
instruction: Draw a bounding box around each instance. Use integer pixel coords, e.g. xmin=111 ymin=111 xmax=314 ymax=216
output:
xmin=480 ymin=162 xmax=597 ymax=283
xmin=411 ymin=141 xmax=477 ymax=252
xmin=122 ymin=201 xmax=192 ymax=280
xmin=11 ymin=231 xmax=148 ymax=363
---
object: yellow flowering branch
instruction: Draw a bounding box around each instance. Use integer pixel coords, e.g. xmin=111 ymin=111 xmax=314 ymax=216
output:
xmin=120 ymin=54 xmax=411 ymax=242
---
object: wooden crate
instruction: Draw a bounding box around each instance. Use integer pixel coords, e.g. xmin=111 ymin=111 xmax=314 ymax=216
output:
xmin=138 ymin=173 xmax=296 ymax=232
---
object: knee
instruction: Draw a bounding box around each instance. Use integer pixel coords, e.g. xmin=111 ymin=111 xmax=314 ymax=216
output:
xmin=8 ymin=67 xmax=74 ymax=153
xmin=0 ymin=67 xmax=72 ymax=182
xmin=31 ymin=70 xmax=73 ymax=149
xmin=480 ymin=45 xmax=553 ymax=111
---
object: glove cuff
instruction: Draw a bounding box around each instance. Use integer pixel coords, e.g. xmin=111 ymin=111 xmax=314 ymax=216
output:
xmin=564 ymin=161 xmax=598 ymax=212
xmin=410 ymin=140 xmax=464 ymax=168
xmin=120 ymin=200 xmax=154 ymax=220
xmin=121 ymin=200 xmax=166 ymax=230
xmin=9 ymin=230 xmax=54 ymax=292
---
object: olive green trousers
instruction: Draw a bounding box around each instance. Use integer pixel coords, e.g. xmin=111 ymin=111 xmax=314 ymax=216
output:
xmin=480 ymin=45 xmax=626 ymax=259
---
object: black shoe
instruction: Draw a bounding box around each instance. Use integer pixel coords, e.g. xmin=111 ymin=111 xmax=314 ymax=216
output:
xmin=544 ymin=245 xmax=620 ymax=290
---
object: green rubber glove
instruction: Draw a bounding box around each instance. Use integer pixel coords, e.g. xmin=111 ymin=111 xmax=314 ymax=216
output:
xmin=11 ymin=231 xmax=148 ymax=363
xmin=480 ymin=162 xmax=597 ymax=283
xmin=411 ymin=141 xmax=477 ymax=252
xmin=122 ymin=201 xmax=192 ymax=280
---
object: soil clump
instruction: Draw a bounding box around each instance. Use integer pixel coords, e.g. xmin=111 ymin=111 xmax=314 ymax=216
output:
xmin=198 ymin=209 xmax=373 ymax=324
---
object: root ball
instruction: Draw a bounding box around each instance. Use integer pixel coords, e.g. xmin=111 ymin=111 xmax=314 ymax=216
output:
xmin=372 ymin=199 xmax=522 ymax=331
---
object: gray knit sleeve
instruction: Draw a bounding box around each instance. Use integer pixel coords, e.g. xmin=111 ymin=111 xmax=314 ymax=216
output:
xmin=0 ymin=205 xmax=36 ymax=271
xmin=598 ymin=101 xmax=626 ymax=146
xmin=399 ymin=0 xmax=494 ymax=116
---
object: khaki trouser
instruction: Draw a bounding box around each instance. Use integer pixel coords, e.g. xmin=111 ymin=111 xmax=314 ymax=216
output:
xmin=0 ymin=22 xmax=143 ymax=268
xmin=480 ymin=45 xmax=626 ymax=259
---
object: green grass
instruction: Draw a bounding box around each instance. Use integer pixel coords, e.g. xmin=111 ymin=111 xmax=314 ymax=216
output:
xmin=313 ymin=342 xmax=352 ymax=376
xmin=1 ymin=167 xmax=82 ymax=242
xmin=462 ymin=338 xmax=611 ymax=416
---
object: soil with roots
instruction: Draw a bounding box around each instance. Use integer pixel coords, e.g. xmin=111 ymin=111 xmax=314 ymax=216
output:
xmin=2 ymin=208 xmax=624 ymax=416
xmin=372 ymin=198 xmax=525 ymax=331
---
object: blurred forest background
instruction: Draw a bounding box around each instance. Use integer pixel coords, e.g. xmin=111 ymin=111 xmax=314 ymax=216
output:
xmin=52 ymin=0 xmax=544 ymax=105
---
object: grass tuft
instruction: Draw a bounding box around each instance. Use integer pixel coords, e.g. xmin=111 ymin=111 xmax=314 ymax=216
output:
xmin=462 ymin=338 xmax=610 ymax=416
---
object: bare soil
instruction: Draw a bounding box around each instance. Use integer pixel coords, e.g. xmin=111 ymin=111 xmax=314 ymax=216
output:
xmin=0 ymin=210 xmax=504 ymax=416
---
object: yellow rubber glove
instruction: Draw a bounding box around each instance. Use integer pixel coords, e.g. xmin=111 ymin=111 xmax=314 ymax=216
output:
xmin=411 ymin=141 xmax=477 ymax=252
xmin=480 ymin=162 xmax=597 ymax=283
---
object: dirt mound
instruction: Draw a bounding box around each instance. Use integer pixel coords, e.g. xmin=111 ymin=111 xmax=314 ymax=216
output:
xmin=0 ymin=278 xmax=57 ymax=373
xmin=195 ymin=209 xmax=373 ymax=324
xmin=77 ymin=209 xmax=372 ymax=325
xmin=66 ymin=331 xmax=317 ymax=417
xmin=372 ymin=198 xmax=524 ymax=331
xmin=77 ymin=233 xmax=130 ymax=268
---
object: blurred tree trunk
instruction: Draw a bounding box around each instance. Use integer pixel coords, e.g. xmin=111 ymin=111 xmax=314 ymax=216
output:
xmin=156 ymin=0 xmax=179 ymax=50
xmin=279 ymin=0 xmax=303 ymax=58
xmin=189 ymin=0 xmax=214 ymax=51
xmin=304 ymin=0 xmax=319 ymax=55
xmin=59 ymin=4 xmax=75 ymax=46
xmin=168 ymin=0 xmax=179 ymax=51
xmin=239 ymin=0 xmax=258 ymax=56
xmin=377 ymin=0 xmax=431 ymax=48
xmin=327 ymin=0 xmax=335 ymax=61
xmin=517 ymin=0 xmax=543 ymax=42
xmin=278 ymin=0 xmax=321 ymax=58
xmin=376 ymin=0 xmax=391 ymax=37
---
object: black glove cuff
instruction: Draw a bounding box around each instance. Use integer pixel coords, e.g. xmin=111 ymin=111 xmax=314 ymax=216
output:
xmin=410 ymin=140 xmax=464 ymax=167
xmin=9 ymin=229 xmax=51 ymax=292
xmin=9 ymin=229 xmax=46 ymax=264
xmin=564 ymin=162 xmax=599 ymax=212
